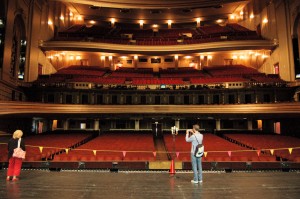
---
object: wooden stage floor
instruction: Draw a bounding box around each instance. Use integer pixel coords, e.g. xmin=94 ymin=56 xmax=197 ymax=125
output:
xmin=1 ymin=170 xmax=300 ymax=199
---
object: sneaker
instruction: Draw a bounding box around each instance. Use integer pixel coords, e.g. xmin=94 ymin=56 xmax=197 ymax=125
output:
xmin=199 ymin=180 xmax=203 ymax=184
xmin=6 ymin=177 xmax=10 ymax=181
xmin=191 ymin=180 xmax=198 ymax=184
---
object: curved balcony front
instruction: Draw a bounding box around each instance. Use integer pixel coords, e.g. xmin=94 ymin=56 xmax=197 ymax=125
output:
xmin=40 ymin=40 xmax=277 ymax=55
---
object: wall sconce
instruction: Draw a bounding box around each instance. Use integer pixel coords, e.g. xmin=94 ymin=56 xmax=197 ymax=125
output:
xmin=111 ymin=18 xmax=115 ymax=27
xmin=196 ymin=18 xmax=201 ymax=27
xmin=139 ymin=20 xmax=144 ymax=29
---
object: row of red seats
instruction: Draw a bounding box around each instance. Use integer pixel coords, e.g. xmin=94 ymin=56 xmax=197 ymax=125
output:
xmin=59 ymin=24 xmax=253 ymax=38
xmin=67 ymin=77 xmax=126 ymax=84
xmin=204 ymin=65 xmax=261 ymax=76
xmin=164 ymin=133 xmax=276 ymax=162
xmin=62 ymin=65 xmax=108 ymax=71
xmin=120 ymin=29 xmax=154 ymax=38
xmin=53 ymin=154 xmax=156 ymax=162
xmin=160 ymin=73 xmax=206 ymax=78
xmin=199 ymin=25 xmax=232 ymax=35
xmin=131 ymin=78 xmax=185 ymax=85
xmin=24 ymin=133 xmax=93 ymax=161
xmin=117 ymin=67 xmax=153 ymax=73
xmin=55 ymin=23 xmax=260 ymax=45
xmin=226 ymin=24 xmax=252 ymax=32
xmin=158 ymin=28 xmax=197 ymax=38
xmin=94 ymin=38 xmax=130 ymax=44
xmin=35 ymin=65 xmax=283 ymax=86
xmin=190 ymin=77 xmax=247 ymax=84
xmin=52 ymin=133 xmax=156 ymax=162
xmin=251 ymin=76 xmax=284 ymax=83
xmin=173 ymin=154 xmax=277 ymax=162
xmin=224 ymin=134 xmax=300 ymax=161
xmin=56 ymin=69 xmax=106 ymax=77
xmin=136 ymin=40 xmax=178 ymax=45
xmin=159 ymin=68 xmax=206 ymax=78
xmin=110 ymin=72 xmax=154 ymax=78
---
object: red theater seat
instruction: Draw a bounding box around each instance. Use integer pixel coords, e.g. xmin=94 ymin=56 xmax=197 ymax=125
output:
xmin=293 ymin=157 xmax=300 ymax=162
xmin=224 ymin=134 xmax=300 ymax=161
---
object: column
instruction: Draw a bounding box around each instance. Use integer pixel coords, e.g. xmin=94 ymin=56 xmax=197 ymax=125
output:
xmin=100 ymin=56 xmax=105 ymax=67
xmin=91 ymin=93 xmax=95 ymax=104
xmin=247 ymin=119 xmax=253 ymax=131
xmin=60 ymin=93 xmax=63 ymax=103
xmin=175 ymin=119 xmax=180 ymax=129
xmin=237 ymin=93 xmax=241 ymax=104
xmin=135 ymin=119 xmax=140 ymax=130
xmin=215 ymin=119 xmax=221 ymax=131
xmin=196 ymin=18 xmax=201 ymax=28
xmin=63 ymin=119 xmax=69 ymax=130
xmin=133 ymin=55 xmax=138 ymax=69
xmin=255 ymin=91 xmax=258 ymax=103
xmin=197 ymin=56 xmax=201 ymax=70
xmin=109 ymin=55 xmax=114 ymax=70
xmin=221 ymin=93 xmax=225 ymax=104
xmin=174 ymin=55 xmax=178 ymax=69
xmin=94 ymin=119 xmax=100 ymax=131
xmin=274 ymin=90 xmax=277 ymax=102
xmin=167 ymin=20 xmax=172 ymax=29
xmin=42 ymin=94 xmax=45 ymax=103
xmin=207 ymin=94 xmax=211 ymax=104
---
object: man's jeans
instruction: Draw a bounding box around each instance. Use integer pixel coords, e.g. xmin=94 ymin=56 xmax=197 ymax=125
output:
xmin=191 ymin=153 xmax=202 ymax=181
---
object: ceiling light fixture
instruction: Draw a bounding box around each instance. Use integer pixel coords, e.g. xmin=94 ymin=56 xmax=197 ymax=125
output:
xmin=216 ymin=19 xmax=223 ymax=23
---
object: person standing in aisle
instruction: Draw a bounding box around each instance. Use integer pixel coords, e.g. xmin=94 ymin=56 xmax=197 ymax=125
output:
xmin=186 ymin=124 xmax=203 ymax=184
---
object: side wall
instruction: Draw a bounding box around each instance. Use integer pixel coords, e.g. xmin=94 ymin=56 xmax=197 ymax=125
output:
xmin=239 ymin=0 xmax=300 ymax=81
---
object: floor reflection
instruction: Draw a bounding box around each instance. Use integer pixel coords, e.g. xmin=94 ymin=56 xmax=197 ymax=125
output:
xmin=6 ymin=181 xmax=21 ymax=199
xmin=191 ymin=183 xmax=202 ymax=199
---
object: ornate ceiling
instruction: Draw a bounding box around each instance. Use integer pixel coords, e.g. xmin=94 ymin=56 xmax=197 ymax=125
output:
xmin=51 ymin=0 xmax=250 ymax=23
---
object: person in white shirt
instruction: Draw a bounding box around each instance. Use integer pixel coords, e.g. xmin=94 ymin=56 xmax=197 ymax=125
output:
xmin=185 ymin=124 xmax=203 ymax=184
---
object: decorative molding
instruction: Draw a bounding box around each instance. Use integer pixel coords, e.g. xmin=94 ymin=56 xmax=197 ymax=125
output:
xmin=50 ymin=0 xmax=247 ymax=9
xmin=1 ymin=102 xmax=300 ymax=116
xmin=40 ymin=40 xmax=276 ymax=55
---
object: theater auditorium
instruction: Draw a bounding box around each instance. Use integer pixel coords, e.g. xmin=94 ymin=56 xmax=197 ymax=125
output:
xmin=1 ymin=0 xmax=300 ymax=198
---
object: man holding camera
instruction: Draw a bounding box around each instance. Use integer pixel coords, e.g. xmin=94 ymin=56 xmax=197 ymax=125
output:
xmin=186 ymin=124 xmax=203 ymax=184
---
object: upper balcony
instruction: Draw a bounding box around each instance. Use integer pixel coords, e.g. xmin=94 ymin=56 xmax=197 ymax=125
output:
xmin=40 ymin=24 xmax=277 ymax=55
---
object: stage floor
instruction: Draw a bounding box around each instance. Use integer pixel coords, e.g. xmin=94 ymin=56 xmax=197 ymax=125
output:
xmin=1 ymin=170 xmax=300 ymax=199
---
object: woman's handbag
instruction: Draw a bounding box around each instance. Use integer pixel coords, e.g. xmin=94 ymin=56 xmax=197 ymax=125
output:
xmin=13 ymin=138 xmax=26 ymax=159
